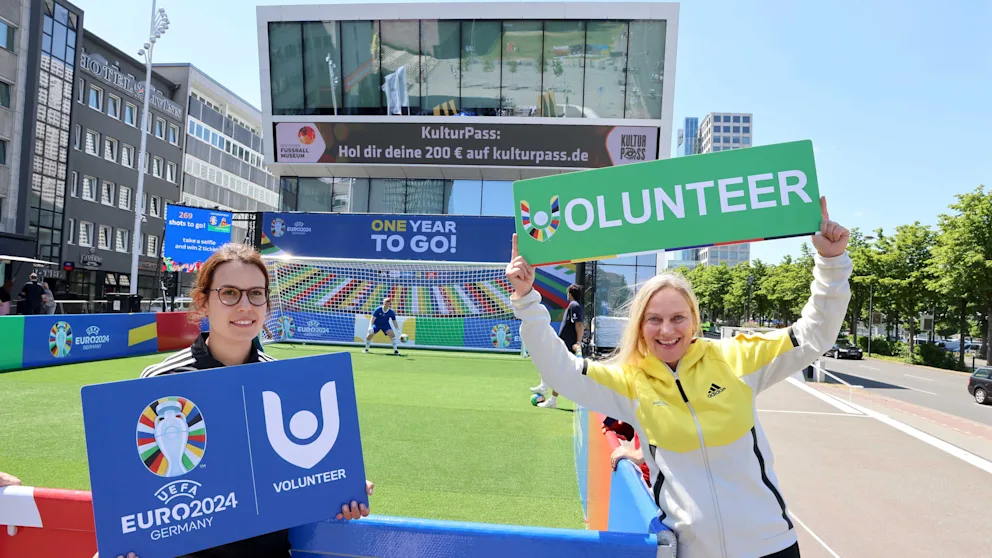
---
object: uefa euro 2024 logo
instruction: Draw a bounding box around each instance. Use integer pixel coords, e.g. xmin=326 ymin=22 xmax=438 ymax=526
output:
xmin=137 ymin=397 xmax=207 ymax=478
xmin=270 ymin=217 xmax=286 ymax=238
xmin=49 ymin=321 xmax=72 ymax=358
xmin=519 ymin=196 xmax=560 ymax=242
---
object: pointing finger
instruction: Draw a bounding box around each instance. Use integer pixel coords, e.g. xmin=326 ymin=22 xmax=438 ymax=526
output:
xmin=511 ymin=233 xmax=518 ymax=260
xmin=820 ymin=196 xmax=829 ymax=221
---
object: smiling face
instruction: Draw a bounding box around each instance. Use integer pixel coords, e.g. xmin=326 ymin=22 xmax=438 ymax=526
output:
xmin=640 ymin=287 xmax=698 ymax=369
xmin=203 ymin=261 xmax=268 ymax=345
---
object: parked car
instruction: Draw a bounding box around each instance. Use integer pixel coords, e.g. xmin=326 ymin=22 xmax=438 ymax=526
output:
xmin=967 ymin=367 xmax=992 ymax=404
xmin=824 ymin=339 xmax=864 ymax=360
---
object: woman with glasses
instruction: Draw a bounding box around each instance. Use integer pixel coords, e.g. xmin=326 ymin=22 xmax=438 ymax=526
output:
xmin=124 ymin=243 xmax=374 ymax=558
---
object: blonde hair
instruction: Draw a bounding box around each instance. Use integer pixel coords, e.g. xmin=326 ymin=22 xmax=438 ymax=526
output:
xmin=604 ymin=271 xmax=703 ymax=367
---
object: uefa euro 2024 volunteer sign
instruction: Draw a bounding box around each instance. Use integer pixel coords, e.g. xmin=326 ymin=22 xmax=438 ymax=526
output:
xmin=80 ymin=353 xmax=368 ymax=558
xmin=512 ymin=140 xmax=823 ymax=266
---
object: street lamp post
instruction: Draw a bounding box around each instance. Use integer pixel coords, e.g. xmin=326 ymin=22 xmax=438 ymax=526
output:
xmin=129 ymin=1 xmax=169 ymax=297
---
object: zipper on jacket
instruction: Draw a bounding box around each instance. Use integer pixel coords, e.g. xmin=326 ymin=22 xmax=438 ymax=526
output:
xmin=674 ymin=369 xmax=729 ymax=558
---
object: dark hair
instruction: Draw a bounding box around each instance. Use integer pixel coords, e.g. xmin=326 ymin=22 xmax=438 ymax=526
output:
xmin=187 ymin=243 xmax=270 ymax=323
xmin=567 ymin=283 xmax=583 ymax=302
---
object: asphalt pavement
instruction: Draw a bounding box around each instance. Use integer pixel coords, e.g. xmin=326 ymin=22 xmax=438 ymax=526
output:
xmin=755 ymin=377 xmax=992 ymax=557
xmin=819 ymin=356 xmax=992 ymax=426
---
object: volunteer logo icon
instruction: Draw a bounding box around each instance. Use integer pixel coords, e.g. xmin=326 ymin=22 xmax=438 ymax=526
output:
xmin=520 ymin=196 xmax=560 ymax=242
xmin=262 ymin=381 xmax=340 ymax=469
xmin=136 ymin=397 xmax=207 ymax=477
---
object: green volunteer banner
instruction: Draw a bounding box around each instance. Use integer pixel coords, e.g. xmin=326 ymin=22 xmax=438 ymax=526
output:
xmin=512 ymin=140 xmax=822 ymax=266
xmin=0 ymin=315 xmax=24 ymax=371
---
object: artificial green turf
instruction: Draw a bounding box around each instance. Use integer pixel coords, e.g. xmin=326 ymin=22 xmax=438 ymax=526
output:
xmin=0 ymin=345 xmax=585 ymax=529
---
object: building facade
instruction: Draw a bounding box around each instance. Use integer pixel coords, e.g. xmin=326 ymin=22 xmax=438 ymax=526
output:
xmin=61 ymin=30 xmax=184 ymax=302
xmin=257 ymin=1 xmax=679 ymax=317
xmin=153 ymin=63 xmax=279 ymax=247
xmin=2 ymin=0 xmax=84 ymax=292
xmin=698 ymin=112 xmax=751 ymax=154
xmin=679 ymin=115 xmax=698 ymax=156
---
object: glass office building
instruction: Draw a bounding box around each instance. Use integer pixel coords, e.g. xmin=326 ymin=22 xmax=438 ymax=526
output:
xmin=257 ymin=2 xmax=678 ymax=317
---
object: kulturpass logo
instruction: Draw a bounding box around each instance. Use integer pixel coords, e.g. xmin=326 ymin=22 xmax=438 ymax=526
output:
xmin=136 ymin=396 xmax=207 ymax=478
xmin=270 ymin=218 xmax=286 ymax=238
xmin=519 ymin=195 xmax=560 ymax=242
xmin=49 ymin=321 xmax=72 ymax=358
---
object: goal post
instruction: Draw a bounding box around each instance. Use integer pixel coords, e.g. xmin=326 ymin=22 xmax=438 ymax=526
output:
xmin=261 ymin=255 xmax=527 ymax=353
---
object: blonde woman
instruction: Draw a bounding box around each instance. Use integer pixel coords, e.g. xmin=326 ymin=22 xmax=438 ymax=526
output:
xmin=506 ymin=198 xmax=851 ymax=558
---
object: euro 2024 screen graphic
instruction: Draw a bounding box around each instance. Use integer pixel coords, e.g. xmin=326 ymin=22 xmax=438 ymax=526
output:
xmin=81 ymin=353 xmax=368 ymax=557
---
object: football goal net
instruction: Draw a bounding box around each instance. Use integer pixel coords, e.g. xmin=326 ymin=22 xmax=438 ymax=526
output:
xmin=262 ymin=255 xmax=525 ymax=353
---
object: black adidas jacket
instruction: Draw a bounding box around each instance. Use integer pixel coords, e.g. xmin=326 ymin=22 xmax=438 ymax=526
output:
xmin=140 ymin=333 xmax=290 ymax=558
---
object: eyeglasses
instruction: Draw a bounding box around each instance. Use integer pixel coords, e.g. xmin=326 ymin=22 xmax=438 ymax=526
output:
xmin=208 ymin=286 xmax=269 ymax=307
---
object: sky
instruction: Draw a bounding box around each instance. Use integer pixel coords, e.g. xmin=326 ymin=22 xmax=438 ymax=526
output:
xmin=72 ymin=0 xmax=991 ymax=264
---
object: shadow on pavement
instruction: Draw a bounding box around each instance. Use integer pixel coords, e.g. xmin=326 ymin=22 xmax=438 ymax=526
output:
xmin=822 ymin=368 xmax=908 ymax=391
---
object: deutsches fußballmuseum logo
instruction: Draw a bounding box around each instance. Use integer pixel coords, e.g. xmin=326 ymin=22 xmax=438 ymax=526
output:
xmin=519 ymin=196 xmax=561 ymax=242
xmin=262 ymin=381 xmax=340 ymax=469
xmin=137 ymin=397 xmax=207 ymax=478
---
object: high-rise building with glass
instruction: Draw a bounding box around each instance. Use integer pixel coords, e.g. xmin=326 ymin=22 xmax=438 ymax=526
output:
xmin=256 ymin=2 xmax=679 ymax=318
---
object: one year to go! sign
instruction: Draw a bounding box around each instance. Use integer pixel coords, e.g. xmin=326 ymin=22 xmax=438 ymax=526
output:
xmin=512 ymin=140 xmax=823 ymax=266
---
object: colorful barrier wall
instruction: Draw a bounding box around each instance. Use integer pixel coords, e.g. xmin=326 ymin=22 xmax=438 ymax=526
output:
xmin=574 ymin=405 xmax=673 ymax=538
xmin=0 ymin=312 xmax=201 ymax=372
xmin=0 ymin=488 xmax=675 ymax=558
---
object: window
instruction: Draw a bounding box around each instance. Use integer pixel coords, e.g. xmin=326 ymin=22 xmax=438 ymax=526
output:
xmin=626 ymin=20 xmax=667 ymax=119
xmin=88 ymin=85 xmax=103 ymax=110
xmin=340 ymin=20 xmax=381 ymax=114
xmin=542 ymin=21 xmax=586 ymax=118
xmin=70 ymin=172 xmax=78 ymax=197
xmin=67 ymin=218 xmax=75 ymax=244
xmin=101 ymin=181 xmax=115 ymax=206
xmin=166 ymin=161 xmax=177 ymax=183
xmin=78 ymin=221 xmax=93 ymax=247
xmin=713 ymin=146 xmax=721 ymax=152
xmin=154 ymin=118 xmax=165 ymax=139
xmin=103 ymin=137 xmax=118 ymax=162
xmin=743 ymin=115 xmax=750 ymax=123
xmin=84 ymin=129 xmax=99 ymax=156
xmin=147 ymin=235 xmax=159 ymax=257
xmin=268 ymin=22 xmax=305 ymax=115
xmin=0 ymin=139 xmax=6 ymax=165
xmin=713 ymin=115 xmax=721 ymax=123
xmin=723 ymin=126 xmax=731 ymax=133
xmin=723 ymin=136 xmax=730 ymax=143
xmin=76 ymin=79 xmax=83 ymax=103
xmin=0 ymin=21 xmax=14 ymax=52
xmin=743 ymin=136 xmax=751 ymax=144
xmin=0 ymin=81 xmax=10 ymax=109
xmin=732 ymin=136 xmax=740 ymax=144
xmin=585 ymin=21 xmax=629 ymax=119
xmin=168 ymin=124 xmax=179 ymax=145
xmin=743 ymin=126 xmax=750 ymax=133
xmin=82 ymin=176 xmax=96 ymax=201
xmin=501 ymin=21 xmax=543 ymax=116
xmin=713 ymin=136 xmax=720 ymax=143
xmin=150 ymin=195 xmax=161 ymax=217
xmin=118 ymin=186 xmax=131 ymax=210
xmin=124 ymin=103 xmax=136 ymax=126
xmin=144 ymin=151 xmax=149 ymax=173
xmin=153 ymin=157 xmax=163 ymax=178
xmin=379 ymin=21 xmax=422 ymax=115
xmin=115 ymin=228 xmax=129 ymax=252
xmin=733 ymin=115 xmax=741 ymax=123
xmin=98 ymin=225 xmax=111 ymax=250
xmin=121 ymin=144 xmax=134 ymax=167
xmin=732 ymin=126 xmax=740 ymax=133
xmin=187 ymin=119 xmax=195 ymax=135
xmin=107 ymin=95 xmax=121 ymax=119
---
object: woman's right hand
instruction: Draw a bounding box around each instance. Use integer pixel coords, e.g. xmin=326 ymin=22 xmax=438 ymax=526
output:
xmin=506 ymin=234 xmax=535 ymax=298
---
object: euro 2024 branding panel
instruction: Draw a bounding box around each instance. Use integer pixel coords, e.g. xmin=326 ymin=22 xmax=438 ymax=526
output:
xmin=80 ymin=352 xmax=368 ymax=558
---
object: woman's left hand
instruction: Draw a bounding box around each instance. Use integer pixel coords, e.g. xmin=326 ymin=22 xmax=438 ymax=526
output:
xmin=336 ymin=479 xmax=374 ymax=520
xmin=811 ymin=197 xmax=849 ymax=258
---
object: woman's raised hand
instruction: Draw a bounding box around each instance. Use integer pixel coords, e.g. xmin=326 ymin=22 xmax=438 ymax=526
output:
xmin=506 ymin=234 xmax=535 ymax=298
xmin=811 ymin=196 xmax=849 ymax=258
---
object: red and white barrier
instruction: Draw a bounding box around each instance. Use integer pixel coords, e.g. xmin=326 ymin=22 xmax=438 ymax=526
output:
xmin=0 ymin=486 xmax=96 ymax=558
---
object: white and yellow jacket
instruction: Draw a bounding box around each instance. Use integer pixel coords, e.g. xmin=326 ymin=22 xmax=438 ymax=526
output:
xmin=512 ymin=253 xmax=852 ymax=558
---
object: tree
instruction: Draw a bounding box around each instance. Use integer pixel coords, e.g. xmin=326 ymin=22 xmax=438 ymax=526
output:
xmin=930 ymin=185 xmax=992 ymax=363
xmin=847 ymin=228 xmax=882 ymax=345
xmin=875 ymin=222 xmax=937 ymax=356
xmin=688 ymin=263 xmax=731 ymax=323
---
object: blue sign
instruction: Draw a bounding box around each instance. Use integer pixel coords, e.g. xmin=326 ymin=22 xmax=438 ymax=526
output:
xmin=81 ymin=353 xmax=368 ymax=558
xmin=262 ymin=213 xmax=514 ymax=263
xmin=163 ymin=205 xmax=234 ymax=271
xmin=23 ymin=314 xmax=131 ymax=368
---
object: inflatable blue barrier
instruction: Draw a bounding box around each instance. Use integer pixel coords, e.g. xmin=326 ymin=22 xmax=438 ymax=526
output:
xmin=289 ymin=515 xmax=668 ymax=557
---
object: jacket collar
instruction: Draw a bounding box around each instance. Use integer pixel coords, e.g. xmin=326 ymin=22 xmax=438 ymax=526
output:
xmin=637 ymin=337 xmax=707 ymax=382
xmin=190 ymin=332 xmax=261 ymax=370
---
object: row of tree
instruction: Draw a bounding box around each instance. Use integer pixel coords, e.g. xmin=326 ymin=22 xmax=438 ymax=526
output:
xmin=669 ymin=185 xmax=992 ymax=369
